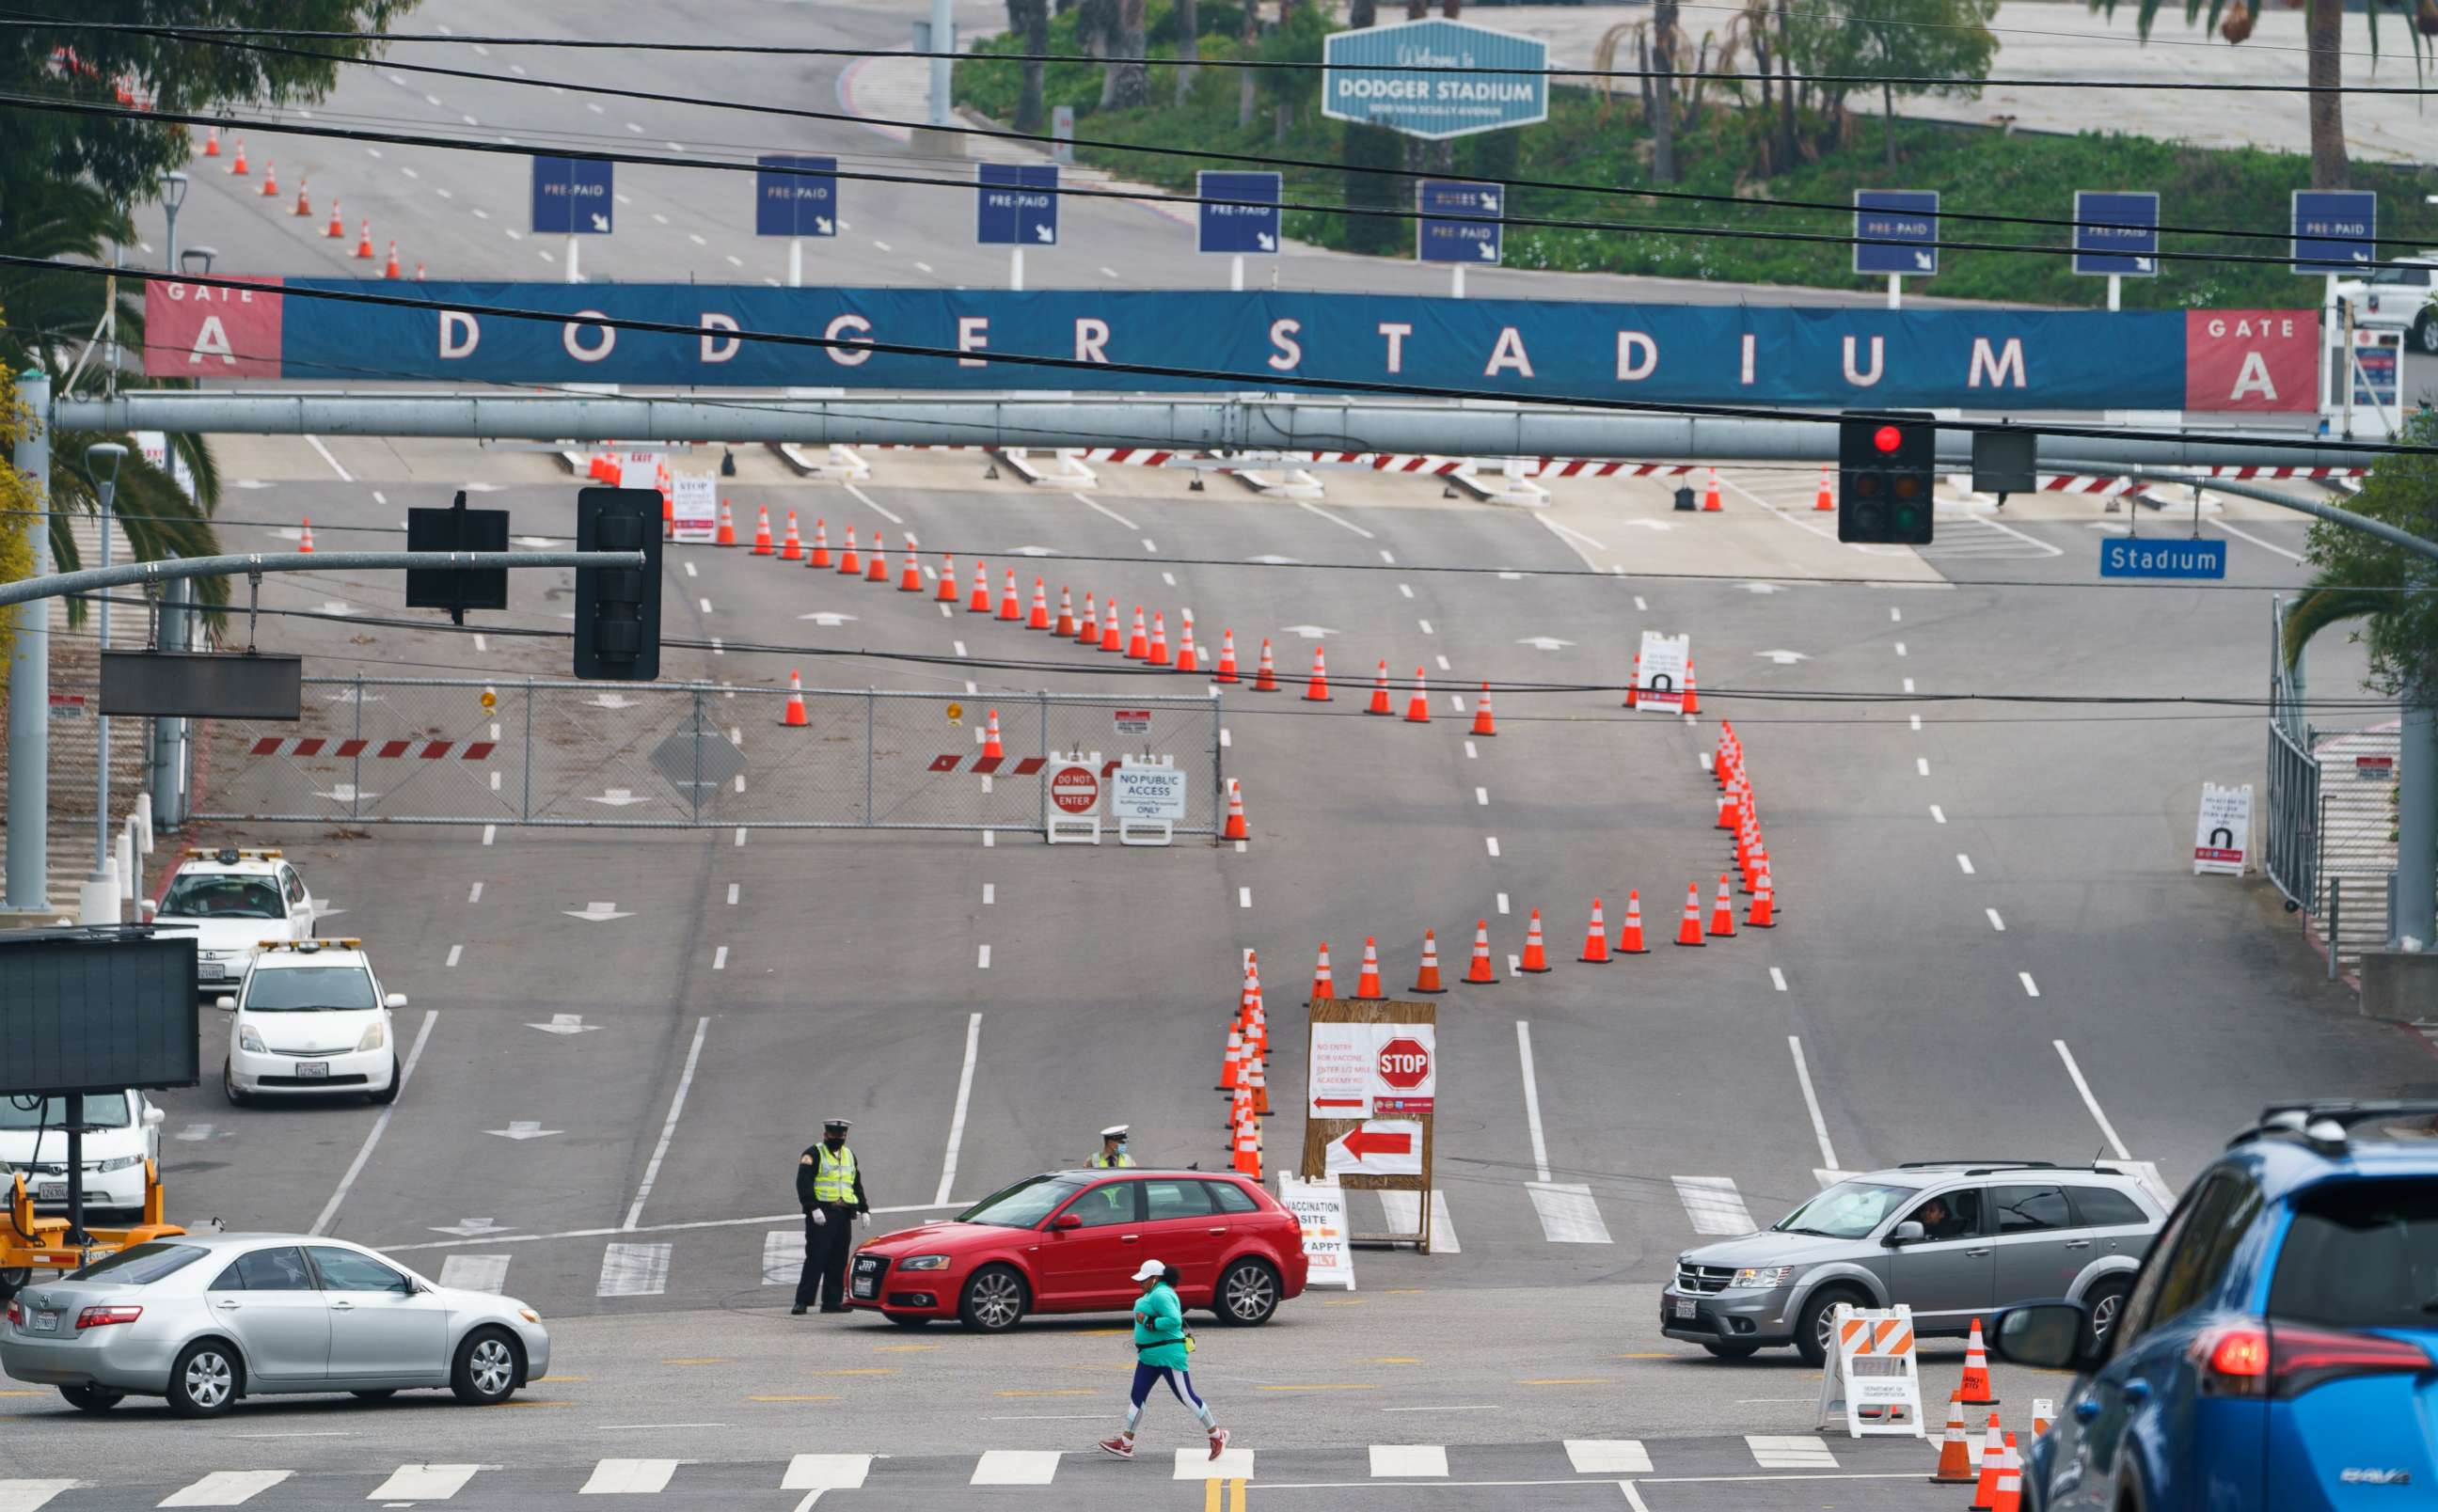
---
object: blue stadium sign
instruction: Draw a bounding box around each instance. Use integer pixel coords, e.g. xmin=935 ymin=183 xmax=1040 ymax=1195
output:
xmin=2291 ymin=190 xmax=2377 ymax=273
xmin=978 ymin=165 xmax=1059 ymax=246
xmin=1197 ymin=171 xmax=1282 ymax=256
xmin=2071 ymin=191 xmax=2160 ymax=277
xmin=1322 ymin=19 xmax=1549 ymax=141
xmin=755 ymin=155 xmax=837 ymax=239
xmin=2099 ymin=539 xmax=2226 ymax=580
xmin=530 ymin=157 xmax=613 ymax=236
xmin=1854 ymin=191 xmax=1939 ymax=277
xmin=1417 ymin=180 xmax=1503 ymax=264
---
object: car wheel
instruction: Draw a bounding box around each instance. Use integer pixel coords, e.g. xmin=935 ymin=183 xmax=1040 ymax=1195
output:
xmin=0 ymin=1268 xmax=28 ymax=1302
xmin=958 ymin=1265 xmax=1028 ymax=1332
xmin=222 ymin=1059 xmax=248 ymax=1107
xmin=1795 ymin=1285 xmax=1868 ymax=1367
xmin=59 ymin=1383 xmax=124 ymax=1412
xmin=451 ymin=1328 xmax=522 ymax=1405
xmin=368 ymin=1054 xmax=402 ymax=1107
xmin=1214 ymin=1259 xmax=1280 ymax=1326
xmin=167 ymin=1340 xmax=242 ymax=1418
xmin=2083 ymin=1277 xmax=2132 ymax=1347
xmin=1700 ymin=1341 xmax=1761 ymax=1360
xmin=2412 ymin=311 xmax=2438 ymax=356
xmin=351 ymin=1389 xmax=398 ymax=1401
xmin=888 ymin=1315 xmax=931 ymax=1329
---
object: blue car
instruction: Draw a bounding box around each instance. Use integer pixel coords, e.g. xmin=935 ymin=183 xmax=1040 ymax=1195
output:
xmin=1991 ymin=1100 xmax=2438 ymax=1510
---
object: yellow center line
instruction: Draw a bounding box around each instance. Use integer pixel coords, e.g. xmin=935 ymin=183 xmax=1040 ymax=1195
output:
xmin=1076 ymin=1328 xmax=1131 ymax=1336
xmin=1519 ymin=1378 xmax=1614 ymax=1386
xmin=1383 ymin=1288 xmax=1426 ymax=1295
xmin=1255 ymin=1383 xmax=1380 ymax=1393
xmin=805 ymin=1368 xmax=897 ymax=1377
xmin=0 ymin=1391 xmax=43 ymax=1397
xmin=994 ymin=1388 xmax=1100 ymax=1397
xmin=1201 ymin=1476 xmax=1251 ymax=1512
xmin=748 ymin=1394 xmax=843 ymax=1403
xmin=1366 ymin=1358 xmax=1422 ymax=1364
xmin=1322 ymin=1299 xmax=1366 ymax=1307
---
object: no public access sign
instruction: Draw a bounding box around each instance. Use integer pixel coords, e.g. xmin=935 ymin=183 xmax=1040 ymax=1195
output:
xmin=1322 ymin=19 xmax=1549 ymax=141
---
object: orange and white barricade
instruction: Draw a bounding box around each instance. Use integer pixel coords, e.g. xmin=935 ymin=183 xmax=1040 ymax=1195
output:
xmin=1815 ymin=1302 xmax=1926 ymax=1439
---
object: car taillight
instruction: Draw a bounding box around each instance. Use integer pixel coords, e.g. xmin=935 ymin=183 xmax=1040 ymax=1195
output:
xmin=2195 ymin=1319 xmax=2433 ymax=1398
xmin=73 ymin=1306 xmax=141 ymax=1331
xmin=2195 ymin=1325 xmax=2270 ymax=1395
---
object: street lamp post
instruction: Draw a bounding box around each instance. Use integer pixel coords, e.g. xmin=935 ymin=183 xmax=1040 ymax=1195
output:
xmin=83 ymin=443 xmax=127 ymax=892
xmin=160 ymin=170 xmax=188 ymax=272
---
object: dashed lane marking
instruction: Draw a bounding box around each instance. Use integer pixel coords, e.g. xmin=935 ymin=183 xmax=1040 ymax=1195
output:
xmin=1417 ymin=619 xmax=1434 ymax=635
xmin=1239 ymin=886 xmax=1253 ymax=908
xmin=977 ymin=944 xmax=992 ymax=969
xmin=1475 ymin=787 xmax=1488 ymax=806
xmin=937 ymin=1013 xmax=983 ymax=1205
xmin=982 ymin=883 xmax=995 ymax=905
xmin=624 ymin=1017 xmax=710 ymax=1230
xmin=712 ymin=947 xmax=728 ymax=970
xmin=1788 ymin=1036 xmax=1838 ymax=1173
xmin=1894 ymin=641 xmax=1908 ymax=656
xmin=1484 ymin=837 xmax=1499 ymax=858
xmin=1399 ymin=584 xmax=1415 ymax=598
xmin=727 ymin=884 xmax=739 ymax=906
xmin=1495 ymin=892 xmax=1509 ymax=914
xmin=468 ymin=882 xmax=483 ymax=903
xmin=1987 ymin=908 xmax=2005 ymax=931
xmin=1770 ymin=968 xmax=1787 ymax=991
xmin=1074 ymin=492 xmax=1139 ymax=529
xmin=1916 ymin=758 xmax=1930 ymax=777
xmin=1930 ymin=805 xmax=1947 ymax=824
xmin=446 ymin=945 xmax=463 ymax=967
xmin=1436 ymin=654 xmax=1450 ymax=671
xmin=1956 ymin=854 xmax=1974 ymax=874
xmin=2020 ymin=971 xmax=2041 ymax=998
xmin=1379 ymin=549 xmax=1396 ymax=563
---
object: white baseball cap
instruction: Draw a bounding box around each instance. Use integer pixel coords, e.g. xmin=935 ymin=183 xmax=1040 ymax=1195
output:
xmin=1130 ymin=1260 xmax=1166 ymax=1283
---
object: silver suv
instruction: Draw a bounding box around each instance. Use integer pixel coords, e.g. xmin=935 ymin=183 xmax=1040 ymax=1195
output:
xmin=1660 ymin=1162 xmax=2166 ymax=1364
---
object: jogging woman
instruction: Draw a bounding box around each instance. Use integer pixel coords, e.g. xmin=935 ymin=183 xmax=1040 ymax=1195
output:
xmin=1098 ymin=1260 xmax=1228 ymax=1461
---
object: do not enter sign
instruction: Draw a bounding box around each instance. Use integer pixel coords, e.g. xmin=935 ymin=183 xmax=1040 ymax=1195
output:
xmin=1377 ymin=1036 xmax=1431 ymax=1089
xmin=1050 ymin=763 xmax=1100 ymax=814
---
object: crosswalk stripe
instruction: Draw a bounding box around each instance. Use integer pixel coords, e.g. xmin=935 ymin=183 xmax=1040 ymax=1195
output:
xmin=159 ymin=1472 xmax=293 ymax=1507
xmin=762 ymin=1230 xmax=804 ymax=1285
xmin=366 ymin=1465 xmax=481 ymax=1501
xmin=1525 ymin=1182 xmax=1612 ymax=1244
xmin=1671 ymin=1175 xmax=1756 ymax=1236
xmin=781 ymin=1456 xmax=872 ymax=1491
xmin=1174 ymin=1448 xmax=1256 ymax=1481
xmin=437 ymin=1254 xmax=511 ymax=1294
xmin=1562 ymin=1441 xmax=1652 ymax=1474
xmin=1746 ymin=1435 xmax=1839 ymax=1470
xmin=1377 ymin=1190 xmax=1460 ymax=1253
xmin=970 ymin=1451 xmax=1062 ymax=1485
xmin=578 ymin=1460 xmax=680 ymax=1495
xmin=1368 ymin=1445 xmax=1449 ymax=1478
xmin=597 ymin=1242 xmax=672 ymax=1298
xmin=0 ymin=1484 xmax=77 ymax=1512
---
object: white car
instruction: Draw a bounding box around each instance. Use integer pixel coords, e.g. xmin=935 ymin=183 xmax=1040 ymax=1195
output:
xmin=219 ymin=940 xmax=404 ymax=1106
xmin=0 ymin=1093 xmax=164 ymax=1216
xmin=153 ymin=848 xmax=317 ymax=997
xmin=2334 ymin=254 xmax=2438 ymax=355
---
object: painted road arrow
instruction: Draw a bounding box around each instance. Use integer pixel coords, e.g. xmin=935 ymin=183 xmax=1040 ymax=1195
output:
xmin=1515 ymin=636 xmax=1576 ymax=652
xmin=1753 ymin=650 xmax=1813 ymax=665
xmin=564 ymin=902 xmax=633 ymax=922
xmin=1279 ymin=624 xmax=1340 ymax=639
xmin=1622 ymin=520 xmax=1677 ymax=532
xmin=590 ymin=692 xmax=638 ymax=710
xmin=312 ymin=783 xmax=378 ymax=803
xmin=528 ymin=1013 xmax=600 ymax=1035
xmin=798 ymin=611 xmax=859 ymax=626
xmin=586 ymin=788 xmax=651 ymax=808
xmin=431 ymin=1217 xmax=506 ymax=1236
xmin=1246 ymin=554 xmax=1303 ymax=565
xmin=1740 ymin=582 xmax=1785 ymax=594
xmin=486 ymin=1122 xmax=562 ymax=1141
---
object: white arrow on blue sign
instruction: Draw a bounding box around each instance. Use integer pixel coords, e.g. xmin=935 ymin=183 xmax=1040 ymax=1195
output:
xmin=1198 ymin=170 xmax=1282 ymax=256
xmin=756 ymin=155 xmax=838 ymax=239
xmin=531 ymin=156 xmax=613 ymax=236
xmin=978 ymin=164 xmax=1059 ymax=246
xmin=1417 ymin=179 xmax=1502 ymax=265
xmin=2291 ymin=189 xmax=2378 ymax=272
xmin=1853 ymin=190 xmax=1938 ymax=277
xmin=2071 ymin=190 xmax=2160 ymax=278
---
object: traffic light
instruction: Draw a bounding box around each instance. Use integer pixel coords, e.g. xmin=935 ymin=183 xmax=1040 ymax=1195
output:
xmin=1837 ymin=410 xmax=1937 ymax=545
xmin=574 ymin=487 xmax=662 ymax=681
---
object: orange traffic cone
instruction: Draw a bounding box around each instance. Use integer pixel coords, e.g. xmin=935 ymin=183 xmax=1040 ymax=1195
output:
xmin=1367 ymin=659 xmax=1393 ymax=716
xmin=1245 ymin=1047 xmax=1272 ymax=1117
xmin=414 ymin=261 xmax=426 ymax=281
xmin=969 ymin=560 xmax=992 ymax=614
xmin=1125 ymin=606 xmax=1150 ymax=659
xmin=1624 ymin=651 xmax=1639 ymax=709
xmin=1353 ymin=937 xmax=1385 ymax=1000
xmin=662 ymin=492 xmax=674 ymax=542
xmin=1990 ymin=1438 xmax=2022 ymax=1512
xmin=1053 ymin=586 xmax=1078 ymax=636
xmin=230 ymin=137 xmax=249 ymax=175
xmin=1303 ymin=646 xmax=1331 ymax=702
xmin=353 ymin=219 xmax=373 ymax=259
xmin=1029 ymin=578 xmax=1051 ymax=630
xmin=899 ymin=540 xmax=923 ymax=592
xmin=805 ymin=517 xmax=831 ymax=568
xmin=940 ymin=554 xmax=961 ymax=603
xmin=1718 ymin=785 xmax=1743 ymax=832
xmin=1176 ymin=611 xmax=1199 ymax=673
xmin=1464 ymin=921 xmax=1496 ymax=984
xmin=1403 ymin=668 xmax=1431 ymax=723
xmin=1411 ymin=930 xmax=1447 ymax=994
xmin=325 ymin=198 xmax=344 ymax=238
xmin=260 ymin=161 xmax=278 ymax=197
xmin=1674 ymin=883 xmax=1706 ymax=947
xmin=778 ymin=510 xmax=802 ymax=561
xmin=1579 ymin=898 xmax=1612 ymax=964
xmin=1308 ymin=942 xmax=1335 ymax=1002
xmin=1216 ymin=629 xmax=1240 ymax=684
xmin=1708 ymin=874 xmax=1737 ymax=938
xmin=1814 ymin=465 xmax=1835 ymax=512
xmin=1472 ymin=684 xmax=1496 ymax=736
xmin=1747 ymin=873 xmax=1776 ymax=928
xmin=1929 ymin=1393 xmax=1975 ymax=1483
xmin=1618 ymin=890 xmax=1650 ymax=953
xmin=1702 ymin=465 xmax=1723 ymax=512
xmin=1216 ymin=1022 xmax=1245 ymax=1093
xmin=1968 ymin=1414 xmax=2005 ymax=1511
xmin=715 ymin=497 xmax=736 ymax=546
xmin=1148 ymin=611 xmax=1171 ymax=667
xmin=1683 ymin=656 xmax=1701 ymax=716
xmin=867 ymin=531 xmax=891 ymax=582
xmin=203 ymin=129 xmax=221 ymax=158
xmin=297 ymin=517 xmax=316 ymax=554
xmin=837 ymin=524 xmax=861 ymax=575
xmin=383 ymin=240 xmax=401 ymax=279
xmin=998 ymin=569 xmax=1021 ymax=622
xmin=1958 ymin=1318 xmax=1999 ymax=1405
xmin=1516 ymin=909 xmax=1551 ymax=971
xmin=1253 ymin=638 xmax=1280 ymax=691
xmin=1224 ymin=780 xmax=1249 ymax=842
xmin=982 ymin=709 xmax=1004 ymax=761
xmin=780 ymin=669 xmax=810 ymax=727
xmin=750 ymin=504 xmax=775 ymax=557
xmin=2031 ymin=1401 xmax=2052 ymax=1438
xmin=293 ymin=180 xmax=311 ymax=217
xmin=1100 ymin=600 xmax=1123 ymax=653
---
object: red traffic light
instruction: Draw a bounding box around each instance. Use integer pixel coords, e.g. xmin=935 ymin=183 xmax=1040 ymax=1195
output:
xmin=1872 ymin=424 xmax=1904 ymax=454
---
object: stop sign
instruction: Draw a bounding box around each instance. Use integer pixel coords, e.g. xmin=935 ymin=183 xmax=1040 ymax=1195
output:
xmin=1049 ymin=764 xmax=1100 ymax=814
xmin=1376 ymin=1036 xmax=1431 ymax=1090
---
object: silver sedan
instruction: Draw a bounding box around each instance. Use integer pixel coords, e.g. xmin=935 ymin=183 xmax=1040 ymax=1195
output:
xmin=1 ymin=1233 xmax=549 ymax=1416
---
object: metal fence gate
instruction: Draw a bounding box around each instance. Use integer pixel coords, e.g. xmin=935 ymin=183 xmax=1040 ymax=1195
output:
xmin=2265 ymin=599 xmax=2399 ymax=966
xmin=193 ymin=678 xmax=1226 ymax=834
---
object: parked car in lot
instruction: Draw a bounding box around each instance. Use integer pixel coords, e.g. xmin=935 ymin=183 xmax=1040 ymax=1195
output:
xmin=0 ymin=1091 xmax=164 ymax=1217
xmin=1662 ymin=1161 xmax=2166 ymax=1364
xmin=152 ymin=847 xmax=318 ymax=995
xmin=1993 ymin=1101 xmax=2438 ymax=1512
xmin=219 ymin=938 xmax=405 ymax=1105
xmin=2 ymin=1233 xmax=548 ymax=1417
xmin=2334 ymin=254 xmax=2438 ymax=355
xmin=848 ymin=1170 xmax=1307 ymax=1331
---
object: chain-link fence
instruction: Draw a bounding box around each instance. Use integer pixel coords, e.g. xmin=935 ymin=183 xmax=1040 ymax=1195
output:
xmin=2265 ymin=599 xmax=2398 ymax=967
xmin=192 ymin=678 xmax=1225 ymax=834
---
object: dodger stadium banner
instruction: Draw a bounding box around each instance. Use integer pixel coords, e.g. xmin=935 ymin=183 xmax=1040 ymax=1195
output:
xmin=143 ymin=278 xmax=2318 ymax=412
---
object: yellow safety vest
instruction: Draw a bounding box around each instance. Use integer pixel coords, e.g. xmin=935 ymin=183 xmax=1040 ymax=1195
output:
xmin=1089 ymin=1151 xmax=1135 ymax=1169
xmin=813 ymin=1145 xmax=858 ymax=1203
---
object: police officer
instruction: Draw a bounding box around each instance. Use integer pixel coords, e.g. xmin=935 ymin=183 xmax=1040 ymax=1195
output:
xmin=1089 ymin=1126 xmax=1136 ymax=1170
xmin=793 ymin=1118 xmax=870 ymax=1315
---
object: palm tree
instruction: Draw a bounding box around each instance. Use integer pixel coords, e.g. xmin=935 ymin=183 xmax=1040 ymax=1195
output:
xmin=1007 ymin=0 xmax=1051 ymax=133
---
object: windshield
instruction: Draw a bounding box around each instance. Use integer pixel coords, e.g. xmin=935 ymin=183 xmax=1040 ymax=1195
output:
xmin=957 ymin=1174 xmax=1088 ymax=1229
xmin=244 ymin=965 xmax=377 ymax=1012
xmin=160 ymin=875 xmax=284 ymax=921
xmin=0 ymin=1094 xmax=132 ymax=1131
xmin=71 ymin=1242 xmax=206 ymax=1284
xmin=2367 ymin=265 xmax=2432 ymax=287
xmin=1772 ymin=1180 xmax=1915 ymax=1239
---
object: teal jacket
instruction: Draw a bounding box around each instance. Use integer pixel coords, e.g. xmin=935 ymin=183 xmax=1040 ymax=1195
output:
xmin=1132 ymin=1282 xmax=1190 ymax=1369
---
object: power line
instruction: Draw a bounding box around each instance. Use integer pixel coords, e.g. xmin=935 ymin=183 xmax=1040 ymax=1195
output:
xmin=15 ymin=254 xmax=2434 ymax=462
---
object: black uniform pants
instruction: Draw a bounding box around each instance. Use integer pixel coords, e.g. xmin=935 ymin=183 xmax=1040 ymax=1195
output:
xmin=795 ymin=1205 xmax=854 ymax=1309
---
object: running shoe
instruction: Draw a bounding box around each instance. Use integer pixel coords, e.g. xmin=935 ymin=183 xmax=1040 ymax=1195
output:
xmin=1208 ymin=1426 xmax=1231 ymax=1460
xmin=1096 ymin=1437 xmax=1134 ymax=1460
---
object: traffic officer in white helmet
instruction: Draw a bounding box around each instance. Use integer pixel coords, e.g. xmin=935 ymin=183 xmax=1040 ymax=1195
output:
xmin=793 ymin=1118 xmax=870 ymax=1315
xmin=1090 ymin=1126 xmax=1136 ymax=1170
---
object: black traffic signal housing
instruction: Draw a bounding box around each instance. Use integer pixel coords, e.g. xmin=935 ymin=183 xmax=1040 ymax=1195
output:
xmin=574 ymin=487 xmax=662 ymax=681
xmin=1838 ymin=411 xmax=1938 ymax=545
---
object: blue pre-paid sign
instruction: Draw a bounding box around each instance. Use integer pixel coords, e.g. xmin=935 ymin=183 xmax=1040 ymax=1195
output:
xmin=1854 ymin=190 xmax=1939 ymax=277
xmin=531 ymin=157 xmax=613 ymax=235
xmin=978 ymin=164 xmax=1059 ymax=246
xmin=1198 ymin=171 xmax=1282 ymax=256
xmin=1322 ymin=19 xmax=1549 ymax=141
xmin=2099 ymin=538 xmax=2227 ymax=580
xmin=756 ymin=155 xmax=837 ymax=238
xmin=2072 ymin=191 xmax=2160 ymax=277
xmin=2292 ymin=190 xmax=2377 ymax=272
xmin=1418 ymin=180 xmax=1502 ymax=264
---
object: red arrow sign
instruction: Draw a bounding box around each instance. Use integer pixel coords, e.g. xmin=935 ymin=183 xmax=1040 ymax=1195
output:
xmin=1340 ymin=1127 xmax=1415 ymax=1162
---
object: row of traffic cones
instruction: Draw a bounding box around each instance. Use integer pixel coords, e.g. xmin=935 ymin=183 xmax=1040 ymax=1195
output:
xmin=204 ymin=129 xmax=429 ymax=280
xmin=1304 ymin=884 xmax=1770 ymax=1000
xmin=1925 ymin=1317 xmax=2047 ymax=1512
xmin=1216 ymin=956 xmax=1272 ymax=1180
xmin=1714 ymin=720 xmax=1777 ymax=925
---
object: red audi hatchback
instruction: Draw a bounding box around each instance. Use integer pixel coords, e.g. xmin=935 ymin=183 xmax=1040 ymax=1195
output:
xmin=847 ymin=1170 xmax=1308 ymax=1331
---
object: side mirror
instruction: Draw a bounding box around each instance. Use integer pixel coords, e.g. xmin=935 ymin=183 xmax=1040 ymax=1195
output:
xmin=143 ymin=1106 xmax=166 ymax=1127
xmin=1992 ymin=1301 xmax=2101 ymax=1373
xmin=137 ymin=899 xmax=157 ymax=922
xmin=214 ymin=995 xmax=237 ymax=1011
xmin=385 ymin=993 xmax=408 ymax=1010
xmin=1052 ymin=1213 xmax=1084 ymax=1231
xmin=1885 ymin=1221 xmax=1926 ymax=1246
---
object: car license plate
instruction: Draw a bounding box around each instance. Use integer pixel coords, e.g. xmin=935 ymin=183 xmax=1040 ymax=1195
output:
xmin=37 ymin=1182 xmax=67 ymax=1202
xmin=1672 ymin=1298 xmax=1697 ymax=1320
xmin=852 ymin=1278 xmax=877 ymax=1299
xmin=198 ymin=961 xmax=225 ymax=979
xmin=31 ymin=1310 xmax=59 ymax=1333
xmin=296 ymin=1061 xmax=329 ymax=1079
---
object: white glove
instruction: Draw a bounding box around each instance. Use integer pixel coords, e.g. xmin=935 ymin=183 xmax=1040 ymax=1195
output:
xmin=810 ymin=1207 xmax=828 ymax=1226
xmin=857 ymin=1212 xmax=871 ymax=1226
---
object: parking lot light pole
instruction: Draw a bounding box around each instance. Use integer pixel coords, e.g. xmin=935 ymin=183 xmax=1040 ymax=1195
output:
xmin=83 ymin=442 xmax=127 ymax=883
